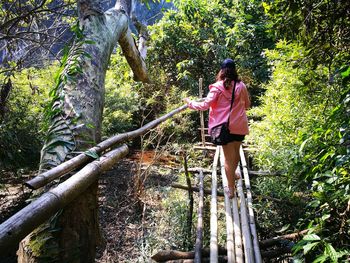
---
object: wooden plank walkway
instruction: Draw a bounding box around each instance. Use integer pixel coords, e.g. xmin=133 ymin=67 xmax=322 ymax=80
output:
xmin=216 ymin=145 xmax=261 ymax=263
xmin=152 ymin=145 xmax=262 ymax=262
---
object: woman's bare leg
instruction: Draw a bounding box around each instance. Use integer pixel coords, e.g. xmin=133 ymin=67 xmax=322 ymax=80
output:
xmin=222 ymin=141 xmax=241 ymax=191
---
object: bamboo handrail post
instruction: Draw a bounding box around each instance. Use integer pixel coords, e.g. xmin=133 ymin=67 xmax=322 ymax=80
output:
xmin=210 ymin=147 xmax=220 ymax=263
xmin=25 ymin=105 xmax=188 ymax=189
xmin=198 ymin=78 xmax=205 ymax=146
xmin=0 ymin=145 xmax=129 ymax=253
xmin=194 ymin=170 xmax=204 ymax=263
xmin=219 ymin=147 xmax=235 ymax=262
xmin=240 ymin=146 xmax=262 ymax=263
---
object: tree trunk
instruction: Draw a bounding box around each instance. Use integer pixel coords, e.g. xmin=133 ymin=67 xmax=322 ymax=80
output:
xmin=17 ymin=0 xmax=148 ymax=262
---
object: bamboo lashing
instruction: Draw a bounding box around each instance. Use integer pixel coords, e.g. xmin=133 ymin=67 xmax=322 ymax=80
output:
xmin=194 ymin=170 xmax=204 ymax=263
xmin=240 ymin=146 xmax=262 ymax=263
xmin=210 ymin=147 xmax=220 ymax=263
xmin=25 ymin=105 xmax=188 ymax=189
xmin=0 ymin=144 xmax=129 ymax=253
xmin=219 ymin=147 xmax=235 ymax=262
xmin=236 ymin=171 xmax=254 ymax=263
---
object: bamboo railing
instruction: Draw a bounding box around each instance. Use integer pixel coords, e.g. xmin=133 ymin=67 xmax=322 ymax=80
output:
xmin=25 ymin=105 xmax=188 ymax=189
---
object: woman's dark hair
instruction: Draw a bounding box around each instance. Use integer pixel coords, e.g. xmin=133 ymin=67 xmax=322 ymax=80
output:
xmin=216 ymin=59 xmax=240 ymax=89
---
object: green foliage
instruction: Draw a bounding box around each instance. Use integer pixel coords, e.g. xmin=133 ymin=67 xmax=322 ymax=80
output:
xmin=262 ymin=0 xmax=350 ymax=68
xmin=147 ymin=0 xmax=272 ymax=101
xmin=0 ymin=66 xmax=56 ymax=169
xmin=249 ymin=41 xmax=335 ymax=172
xmin=102 ymin=50 xmax=140 ymax=136
xmin=249 ymin=20 xmax=349 ymax=263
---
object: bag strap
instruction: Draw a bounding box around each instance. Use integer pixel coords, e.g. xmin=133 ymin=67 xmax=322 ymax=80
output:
xmin=227 ymin=80 xmax=237 ymax=125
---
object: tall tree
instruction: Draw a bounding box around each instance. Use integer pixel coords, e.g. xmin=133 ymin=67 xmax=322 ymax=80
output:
xmin=17 ymin=0 xmax=149 ymax=262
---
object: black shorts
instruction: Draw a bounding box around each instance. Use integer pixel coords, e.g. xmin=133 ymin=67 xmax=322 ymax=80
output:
xmin=226 ymin=134 xmax=245 ymax=143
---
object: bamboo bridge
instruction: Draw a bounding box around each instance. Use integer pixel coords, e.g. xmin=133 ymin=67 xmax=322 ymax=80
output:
xmin=0 ymin=102 xmax=265 ymax=262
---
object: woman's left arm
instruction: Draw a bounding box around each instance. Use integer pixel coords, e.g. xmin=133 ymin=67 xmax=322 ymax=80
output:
xmin=185 ymin=88 xmax=220 ymax=111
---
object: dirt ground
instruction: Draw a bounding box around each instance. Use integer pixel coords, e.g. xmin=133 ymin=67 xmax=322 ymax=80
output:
xmin=0 ymin=150 xmax=179 ymax=263
xmin=96 ymin=150 xmax=179 ymax=262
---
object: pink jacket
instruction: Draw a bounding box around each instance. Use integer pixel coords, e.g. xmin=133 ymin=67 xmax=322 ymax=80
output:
xmin=187 ymin=80 xmax=250 ymax=135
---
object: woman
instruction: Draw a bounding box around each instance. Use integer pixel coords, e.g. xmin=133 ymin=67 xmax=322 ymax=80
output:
xmin=184 ymin=58 xmax=250 ymax=198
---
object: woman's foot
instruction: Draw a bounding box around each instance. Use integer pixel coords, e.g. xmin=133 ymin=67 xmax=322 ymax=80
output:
xmin=224 ymin=186 xmax=235 ymax=199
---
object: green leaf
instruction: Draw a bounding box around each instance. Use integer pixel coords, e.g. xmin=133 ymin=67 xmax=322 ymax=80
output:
xmin=303 ymin=241 xmax=319 ymax=254
xmin=312 ymin=254 xmax=328 ymax=263
xmin=340 ymin=66 xmax=350 ymax=78
xmin=85 ymin=150 xmax=99 ymax=159
xmin=325 ymin=243 xmax=338 ymax=262
xmin=299 ymin=137 xmax=311 ymax=155
xmin=275 ymin=224 xmax=290 ymax=233
xmin=303 ymin=234 xmax=321 ymax=241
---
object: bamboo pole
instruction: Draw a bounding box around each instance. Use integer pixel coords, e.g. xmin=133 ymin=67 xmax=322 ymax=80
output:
xmin=195 ymin=170 xmax=204 ymax=263
xmin=193 ymin=146 xmax=217 ymax=151
xmin=171 ymin=183 xmax=284 ymax=206
xmin=0 ymin=144 xmax=129 ymax=252
xmin=240 ymin=146 xmax=262 ymax=263
xmin=236 ymin=170 xmax=254 ymax=263
xmin=198 ymin=78 xmax=206 ymax=146
xmin=25 ymin=105 xmax=188 ymax=189
xmin=171 ymin=183 xmax=224 ymax=196
xmin=188 ymin=168 xmax=212 ymax=174
xmin=219 ymin=147 xmax=235 ymax=263
xmin=183 ymin=152 xmax=194 ymax=249
xmin=231 ymin=170 xmax=244 ymax=263
xmin=210 ymin=146 xmax=220 ymax=263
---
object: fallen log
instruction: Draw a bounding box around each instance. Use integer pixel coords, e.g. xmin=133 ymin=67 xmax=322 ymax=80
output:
xmin=261 ymin=246 xmax=292 ymax=259
xmin=259 ymin=229 xmax=308 ymax=249
xmin=151 ymin=247 xmax=227 ymax=262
